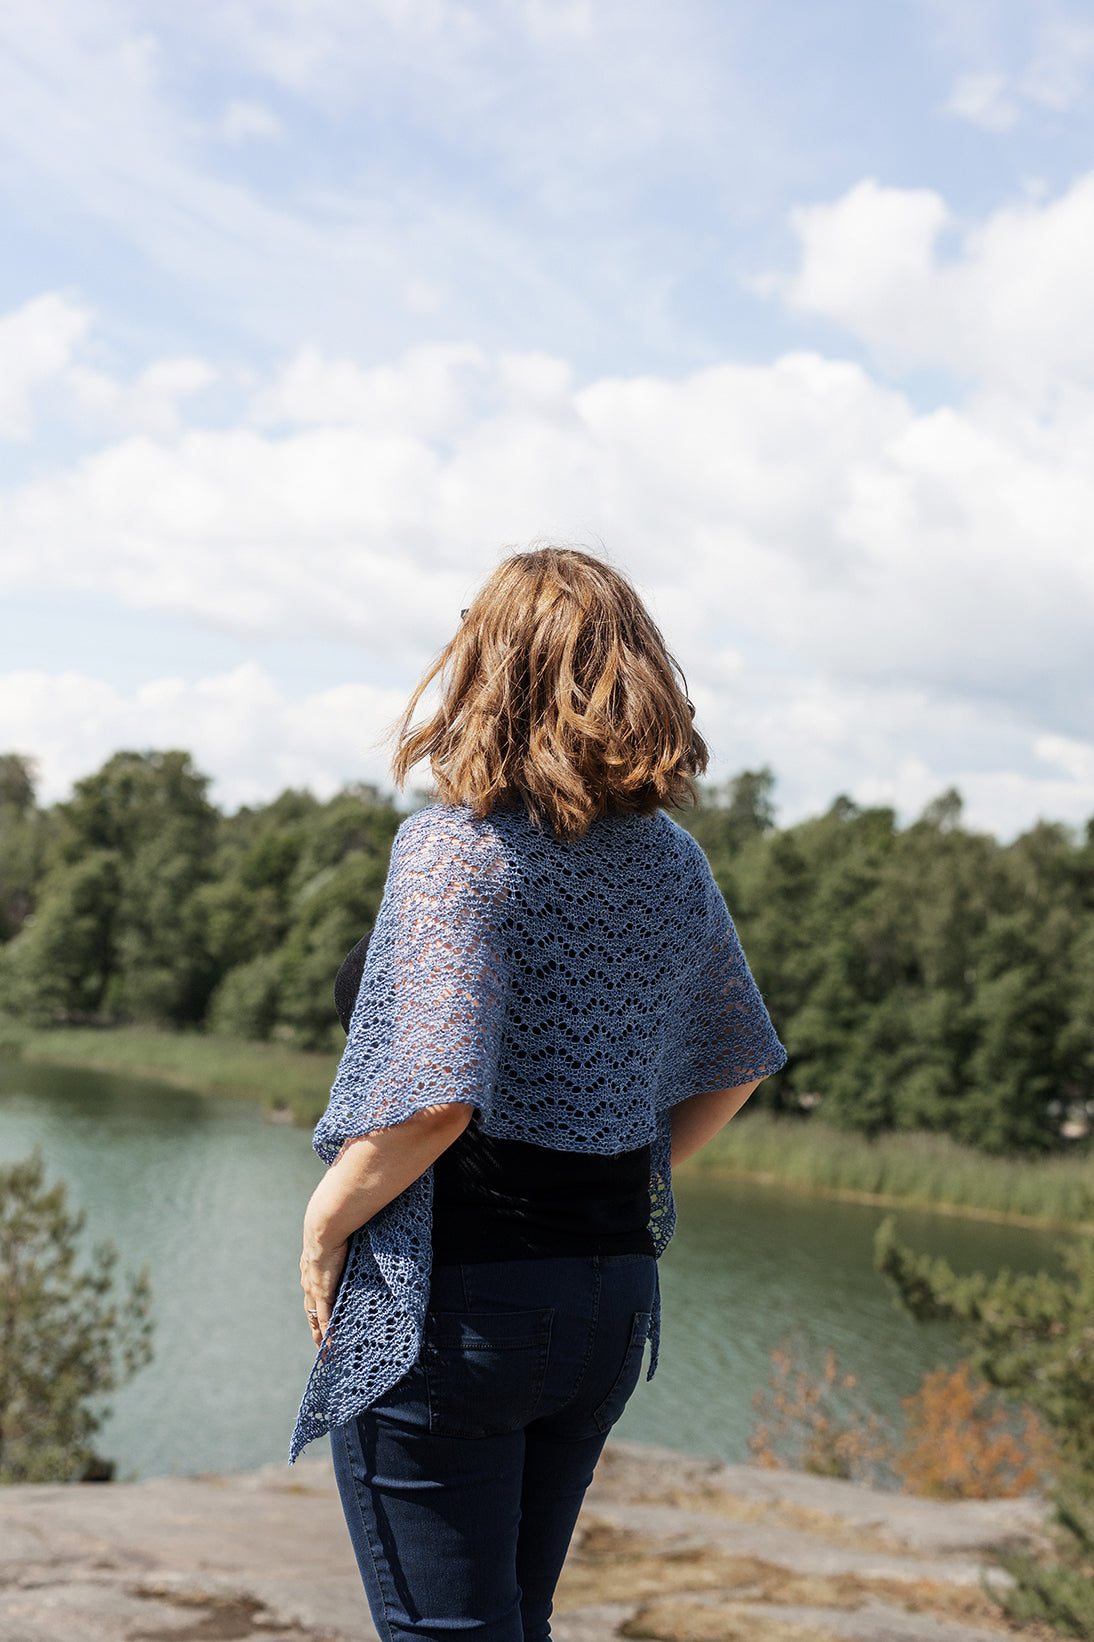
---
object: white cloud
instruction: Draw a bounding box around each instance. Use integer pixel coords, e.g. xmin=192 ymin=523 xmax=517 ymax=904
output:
xmin=946 ymin=71 xmax=1018 ymax=132
xmin=730 ymin=676 xmax=1094 ymax=838
xmin=0 ymin=294 xmax=216 ymax=441
xmin=219 ymin=99 xmax=282 ymax=143
xmin=250 ymin=343 xmax=489 ymax=435
xmin=0 ymin=321 xmax=1092 ymax=837
xmin=1036 ymin=733 xmax=1094 ymax=787
xmin=0 ymin=664 xmax=406 ymax=808
xmin=946 ymin=15 xmax=1094 ymax=130
xmin=0 ymin=293 xmax=90 ymax=439
xmin=0 ymin=0 xmax=784 ymax=369
xmin=785 ymin=172 xmax=1094 ymax=397
xmin=70 ymin=356 xmax=218 ymax=436
xmin=1 ymin=659 xmax=1088 ymax=839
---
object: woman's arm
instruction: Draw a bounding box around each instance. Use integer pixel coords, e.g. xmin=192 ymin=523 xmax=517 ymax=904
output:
xmin=300 ymin=1101 xmax=473 ymax=1345
xmin=670 ymin=1079 xmax=763 ymax=1165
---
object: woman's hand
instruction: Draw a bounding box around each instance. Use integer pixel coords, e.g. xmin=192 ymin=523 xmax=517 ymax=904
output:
xmin=300 ymin=1232 xmax=348 ymax=1347
xmin=298 ymin=1101 xmax=473 ymax=1348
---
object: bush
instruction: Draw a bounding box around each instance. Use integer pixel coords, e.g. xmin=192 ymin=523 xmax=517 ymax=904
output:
xmin=0 ymin=1152 xmax=153 ymax=1483
xmin=749 ymin=1337 xmax=891 ymax=1484
xmin=894 ymin=1360 xmax=1053 ymax=1500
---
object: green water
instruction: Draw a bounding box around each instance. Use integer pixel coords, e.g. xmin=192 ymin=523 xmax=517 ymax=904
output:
xmin=0 ymin=1059 xmax=1064 ymax=1480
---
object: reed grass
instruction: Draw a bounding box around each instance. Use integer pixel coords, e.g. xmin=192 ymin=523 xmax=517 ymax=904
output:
xmin=5 ymin=1026 xmax=1094 ymax=1226
xmin=1 ymin=1025 xmax=338 ymax=1125
xmin=688 ymin=1109 xmax=1094 ymax=1228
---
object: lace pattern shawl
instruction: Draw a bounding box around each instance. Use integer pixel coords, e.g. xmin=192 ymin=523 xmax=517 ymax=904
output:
xmin=290 ymin=804 xmax=786 ymax=1460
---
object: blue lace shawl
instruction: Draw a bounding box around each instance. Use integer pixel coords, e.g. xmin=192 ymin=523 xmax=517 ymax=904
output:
xmin=290 ymin=803 xmax=786 ymax=1460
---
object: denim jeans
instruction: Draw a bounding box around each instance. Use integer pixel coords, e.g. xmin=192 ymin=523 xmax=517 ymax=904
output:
xmin=330 ymin=1252 xmax=658 ymax=1642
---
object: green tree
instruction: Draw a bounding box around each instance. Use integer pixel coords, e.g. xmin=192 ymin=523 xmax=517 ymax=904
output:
xmin=4 ymin=750 xmax=1093 ymax=1159
xmin=0 ymin=754 xmax=48 ymax=945
xmin=0 ymin=1152 xmax=153 ymax=1483
xmin=0 ymin=751 xmax=219 ymax=1025
xmin=59 ymin=750 xmax=220 ymax=1022
xmin=876 ymin=1217 xmax=1094 ymax=1637
xmin=0 ymin=852 xmax=122 ymax=1022
xmin=688 ymin=766 xmax=776 ymax=877
xmin=275 ymin=791 xmax=400 ymax=1047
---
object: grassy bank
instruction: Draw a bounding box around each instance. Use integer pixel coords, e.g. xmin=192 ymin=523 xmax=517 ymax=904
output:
xmin=0 ymin=1025 xmax=339 ymax=1125
xmin=4 ymin=1026 xmax=1094 ymax=1228
xmin=687 ymin=1109 xmax=1094 ymax=1229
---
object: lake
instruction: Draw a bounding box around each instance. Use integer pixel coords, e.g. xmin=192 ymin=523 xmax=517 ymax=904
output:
xmin=0 ymin=1057 xmax=1064 ymax=1481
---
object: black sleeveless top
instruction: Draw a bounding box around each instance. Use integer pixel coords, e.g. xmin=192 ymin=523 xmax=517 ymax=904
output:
xmin=431 ymin=1111 xmax=656 ymax=1263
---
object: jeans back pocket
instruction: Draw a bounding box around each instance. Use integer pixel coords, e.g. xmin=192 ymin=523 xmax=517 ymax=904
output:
xmin=592 ymin=1309 xmax=652 ymax=1434
xmin=424 ymin=1308 xmax=554 ymax=1438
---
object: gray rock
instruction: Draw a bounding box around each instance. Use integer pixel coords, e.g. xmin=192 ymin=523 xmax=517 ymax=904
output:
xmin=0 ymin=1443 xmax=1051 ymax=1642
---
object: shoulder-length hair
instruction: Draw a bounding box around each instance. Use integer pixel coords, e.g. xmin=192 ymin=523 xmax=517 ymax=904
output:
xmin=392 ymin=547 xmax=708 ymax=840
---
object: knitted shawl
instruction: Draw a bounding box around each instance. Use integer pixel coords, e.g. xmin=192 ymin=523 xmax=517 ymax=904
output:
xmin=290 ymin=803 xmax=786 ymax=1460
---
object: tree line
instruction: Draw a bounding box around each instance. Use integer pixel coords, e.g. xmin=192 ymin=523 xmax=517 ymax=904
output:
xmin=2 ymin=749 xmax=1093 ymax=1155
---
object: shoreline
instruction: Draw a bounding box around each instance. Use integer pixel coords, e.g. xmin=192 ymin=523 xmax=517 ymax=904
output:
xmin=678 ymin=1160 xmax=1094 ymax=1235
xmin=6 ymin=1024 xmax=1094 ymax=1235
xmin=3 ymin=1024 xmax=338 ymax=1125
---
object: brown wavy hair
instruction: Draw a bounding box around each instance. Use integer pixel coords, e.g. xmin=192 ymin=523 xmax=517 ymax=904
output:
xmin=391 ymin=547 xmax=708 ymax=839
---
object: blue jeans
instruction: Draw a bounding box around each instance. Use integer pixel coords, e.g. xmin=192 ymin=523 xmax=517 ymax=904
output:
xmin=330 ymin=1253 xmax=658 ymax=1642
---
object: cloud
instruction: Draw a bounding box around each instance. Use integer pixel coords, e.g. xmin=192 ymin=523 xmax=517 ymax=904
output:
xmin=946 ymin=14 xmax=1094 ymax=130
xmin=723 ymin=674 xmax=1094 ymax=839
xmin=784 ymin=172 xmax=1094 ymax=397
xmin=0 ymin=664 xmax=406 ymax=808
xmin=69 ymin=356 xmax=219 ymax=436
xmin=1021 ymin=18 xmax=1094 ymax=111
xmin=946 ymin=72 xmax=1018 ymax=132
xmin=219 ymin=99 xmax=282 ymax=143
xmin=0 ymin=0 xmax=784 ymax=369
xmin=2 ymin=251 xmax=1093 ymax=836
xmin=0 ymin=293 xmax=216 ymax=442
xmin=1 ymin=318 xmax=1093 ymax=837
xmin=0 ymin=293 xmax=90 ymax=439
xmin=1 ymin=659 xmax=1089 ymax=839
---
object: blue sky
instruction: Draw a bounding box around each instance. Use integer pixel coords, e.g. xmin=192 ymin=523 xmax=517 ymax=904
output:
xmin=2 ymin=0 xmax=1093 ymax=830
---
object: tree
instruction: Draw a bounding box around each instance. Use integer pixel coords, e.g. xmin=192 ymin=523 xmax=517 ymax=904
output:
xmin=0 ymin=852 xmax=121 ymax=1021
xmin=0 ymin=1152 xmax=153 ymax=1483
xmin=0 ymin=754 xmax=47 ymax=944
xmin=0 ymin=754 xmax=35 ymax=815
xmin=687 ymin=767 xmax=776 ymax=880
xmin=876 ymin=1217 xmax=1094 ymax=1637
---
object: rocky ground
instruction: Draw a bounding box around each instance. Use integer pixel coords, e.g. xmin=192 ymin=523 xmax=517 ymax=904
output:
xmin=0 ymin=1441 xmax=1055 ymax=1642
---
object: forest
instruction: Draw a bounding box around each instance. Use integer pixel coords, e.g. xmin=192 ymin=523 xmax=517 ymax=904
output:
xmin=1 ymin=748 xmax=1092 ymax=1157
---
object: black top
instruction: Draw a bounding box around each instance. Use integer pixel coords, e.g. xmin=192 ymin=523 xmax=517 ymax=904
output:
xmin=431 ymin=1111 xmax=655 ymax=1263
xmin=335 ymin=932 xmax=656 ymax=1263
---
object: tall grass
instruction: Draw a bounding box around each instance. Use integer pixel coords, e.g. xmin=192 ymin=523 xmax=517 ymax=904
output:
xmin=690 ymin=1110 xmax=1094 ymax=1227
xmin=1 ymin=1025 xmax=338 ymax=1125
xmin=5 ymin=1026 xmax=1094 ymax=1226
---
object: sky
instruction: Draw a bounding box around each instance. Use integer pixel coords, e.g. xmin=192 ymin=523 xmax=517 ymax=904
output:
xmin=1 ymin=0 xmax=1093 ymax=835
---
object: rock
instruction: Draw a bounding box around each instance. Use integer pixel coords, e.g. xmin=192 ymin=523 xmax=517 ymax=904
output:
xmin=0 ymin=1442 xmax=1051 ymax=1642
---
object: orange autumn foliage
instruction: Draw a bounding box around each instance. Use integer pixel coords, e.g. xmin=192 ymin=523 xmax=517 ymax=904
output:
xmin=749 ymin=1338 xmax=891 ymax=1484
xmin=750 ymin=1340 xmax=1053 ymax=1501
xmin=894 ymin=1360 xmax=1055 ymax=1500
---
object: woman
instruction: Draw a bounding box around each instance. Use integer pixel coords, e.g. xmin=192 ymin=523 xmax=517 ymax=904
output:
xmin=295 ymin=547 xmax=786 ymax=1642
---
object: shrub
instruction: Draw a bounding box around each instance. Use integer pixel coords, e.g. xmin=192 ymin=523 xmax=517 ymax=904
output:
xmin=749 ymin=1337 xmax=891 ymax=1484
xmin=894 ymin=1360 xmax=1053 ymax=1500
xmin=0 ymin=1152 xmax=153 ymax=1483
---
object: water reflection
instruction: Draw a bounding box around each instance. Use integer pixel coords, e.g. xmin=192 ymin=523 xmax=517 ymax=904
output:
xmin=0 ymin=1058 xmax=325 ymax=1479
xmin=614 ymin=1170 xmax=1060 ymax=1463
xmin=0 ymin=1059 xmax=1064 ymax=1479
